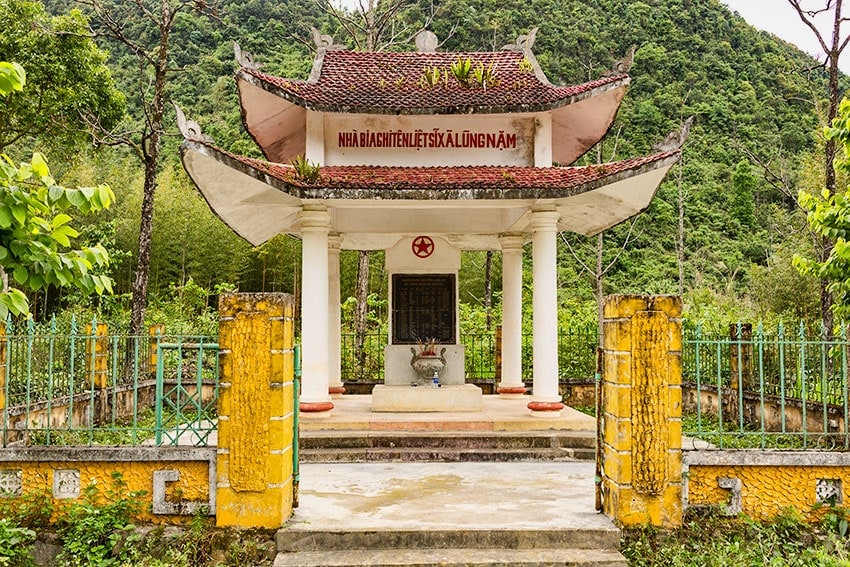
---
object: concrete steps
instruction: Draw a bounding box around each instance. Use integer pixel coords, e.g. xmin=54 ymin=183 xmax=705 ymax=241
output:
xmin=274 ymin=527 xmax=626 ymax=567
xmin=299 ymin=430 xmax=597 ymax=463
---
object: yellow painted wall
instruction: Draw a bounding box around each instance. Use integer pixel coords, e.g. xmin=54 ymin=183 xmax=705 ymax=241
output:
xmin=2 ymin=460 xmax=211 ymax=524
xmin=688 ymin=464 xmax=849 ymax=520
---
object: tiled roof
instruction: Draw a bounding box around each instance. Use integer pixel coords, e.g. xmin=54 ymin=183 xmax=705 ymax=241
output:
xmin=183 ymin=140 xmax=678 ymax=200
xmin=239 ymin=50 xmax=627 ymax=114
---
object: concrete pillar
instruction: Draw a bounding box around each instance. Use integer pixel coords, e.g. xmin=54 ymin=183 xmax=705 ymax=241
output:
xmin=299 ymin=207 xmax=333 ymax=413
xmin=601 ymin=295 xmax=683 ymax=528
xmin=498 ymin=234 xmax=526 ymax=398
xmin=217 ymin=292 xmax=296 ymax=528
xmin=328 ymin=234 xmax=344 ymax=397
xmin=148 ymin=324 xmax=164 ymax=375
xmin=85 ymin=322 xmax=109 ymax=424
xmin=0 ymin=324 xmax=6 ymax=420
xmin=528 ymin=210 xmax=563 ymax=415
xmin=85 ymin=322 xmax=109 ymax=389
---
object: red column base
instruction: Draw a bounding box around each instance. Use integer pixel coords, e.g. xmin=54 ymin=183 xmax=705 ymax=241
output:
xmin=527 ymin=401 xmax=565 ymax=412
xmin=498 ymin=386 xmax=527 ymax=395
xmin=300 ymin=401 xmax=334 ymax=413
xmin=328 ymin=386 xmax=346 ymax=395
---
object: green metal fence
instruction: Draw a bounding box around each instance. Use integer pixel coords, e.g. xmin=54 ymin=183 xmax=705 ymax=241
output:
xmin=682 ymin=322 xmax=850 ymax=450
xmin=153 ymin=338 xmax=219 ymax=446
xmin=1 ymin=317 xmax=218 ymax=448
xmin=7 ymin=315 xmax=850 ymax=451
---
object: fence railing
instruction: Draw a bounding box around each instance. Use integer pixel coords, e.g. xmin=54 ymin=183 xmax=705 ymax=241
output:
xmin=7 ymin=317 xmax=850 ymax=450
xmin=1 ymin=317 xmax=218 ymax=448
xmin=682 ymin=323 xmax=850 ymax=450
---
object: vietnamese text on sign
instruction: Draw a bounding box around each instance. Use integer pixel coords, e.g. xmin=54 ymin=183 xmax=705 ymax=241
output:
xmin=338 ymin=129 xmax=518 ymax=150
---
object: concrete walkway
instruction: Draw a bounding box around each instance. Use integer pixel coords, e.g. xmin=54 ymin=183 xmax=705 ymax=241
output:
xmin=291 ymin=461 xmax=610 ymax=532
xmin=292 ymin=395 xmax=609 ymax=532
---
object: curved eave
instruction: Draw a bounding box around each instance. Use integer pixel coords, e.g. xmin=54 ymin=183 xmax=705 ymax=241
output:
xmin=181 ymin=139 xmax=678 ymax=245
xmin=181 ymin=142 xmax=303 ymax=246
xmin=551 ymin=84 xmax=627 ymax=165
xmin=237 ymin=69 xmax=629 ymax=163
xmin=237 ymin=73 xmax=306 ymax=163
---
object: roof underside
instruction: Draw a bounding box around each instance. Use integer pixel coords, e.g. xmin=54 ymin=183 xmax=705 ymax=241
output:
xmin=181 ymin=140 xmax=679 ymax=250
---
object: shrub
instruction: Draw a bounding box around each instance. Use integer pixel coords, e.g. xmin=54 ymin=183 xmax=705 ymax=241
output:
xmin=57 ymin=472 xmax=145 ymax=567
xmin=0 ymin=518 xmax=35 ymax=567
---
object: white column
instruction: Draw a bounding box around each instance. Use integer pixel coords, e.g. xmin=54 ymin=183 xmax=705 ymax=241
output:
xmin=328 ymin=234 xmax=344 ymax=397
xmin=498 ymin=234 xmax=526 ymax=398
xmin=529 ymin=210 xmax=564 ymax=415
xmin=299 ymin=207 xmax=333 ymax=413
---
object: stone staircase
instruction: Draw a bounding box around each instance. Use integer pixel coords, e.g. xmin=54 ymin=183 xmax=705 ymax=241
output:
xmin=299 ymin=429 xmax=597 ymax=462
xmin=273 ymin=526 xmax=627 ymax=567
xmin=278 ymin=399 xmax=624 ymax=567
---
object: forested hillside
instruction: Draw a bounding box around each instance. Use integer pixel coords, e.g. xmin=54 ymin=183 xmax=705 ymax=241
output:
xmin=8 ymin=0 xmax=845 ymax=326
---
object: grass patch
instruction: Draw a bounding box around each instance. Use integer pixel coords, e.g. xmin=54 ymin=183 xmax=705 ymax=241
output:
xmin=623 ymin=509 xmax=850 ymax=566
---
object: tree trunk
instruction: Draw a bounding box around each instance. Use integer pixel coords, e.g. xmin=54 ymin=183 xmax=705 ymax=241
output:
xmin=354 ymin=249 xmax=370 ymax=379
xmin=821 ymin=0 xmax=843 ymax=335
xmin=128 ymin=3 xmax=170 ymax=338
xmin=596 ymin=232 xmax=604 ymax=348
xmin=484 ymin=250 xmax=493 ymax=330
xmin=677 ymin=162 xmax=685 ymax=297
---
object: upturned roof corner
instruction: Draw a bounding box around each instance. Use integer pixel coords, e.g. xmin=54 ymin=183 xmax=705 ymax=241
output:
xmin=174 ymin=103 xmax=213 ymax=144
xmin=501 ymin=27 xmax=550 ymax=85
xmin=653 ymin=116 xmax=695 ymax=152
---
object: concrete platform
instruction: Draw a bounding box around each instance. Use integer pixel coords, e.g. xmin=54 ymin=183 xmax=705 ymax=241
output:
xmin=300 ymin=394 xmax=596 ymax=432
xmin=371 ymin=384 xmax=483 ymax=412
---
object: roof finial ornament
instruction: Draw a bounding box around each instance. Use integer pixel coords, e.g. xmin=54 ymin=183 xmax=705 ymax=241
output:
xmin=604 ymin=45 xmax=636 ymax=77
xmin=501 ymin=27 xmax=550 ymax=85
xmin=311 ymin=27 xmax=346 ymax=51
xmin=502 ymin=27 xmax=538 ymax=52
xmin=233 ymin=41 xmax=262 ymax=70
xmin=653 ymin=116 xmax=694 ymax=152
xmin=415 ymin=30 xmax=438 ymax=52
xmin=174 ymin=103 xmax=213 ymax=144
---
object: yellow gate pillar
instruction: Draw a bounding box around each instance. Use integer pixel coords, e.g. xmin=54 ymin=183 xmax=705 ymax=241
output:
xmin=601 ymin=295 xmax=682 ymax=527
xmin=217 ymin=293 xmax=296 ymax=528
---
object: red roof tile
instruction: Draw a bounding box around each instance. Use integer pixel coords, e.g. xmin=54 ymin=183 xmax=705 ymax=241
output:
xmin=182 ymin=140 xmax=678 ymax=200
xmin=240 ymin=50 xmax=627 ymax=114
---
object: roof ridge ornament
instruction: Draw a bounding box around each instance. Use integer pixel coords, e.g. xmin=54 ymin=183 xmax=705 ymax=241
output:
xmin=308 ymin=27 xmax=346 ymax=83
xmin=502 ymin=27 xmax=537 ymax=52
xmin=311 ymin=27 xmax=346 ymax=51
xmin=501 ymin=27 xmax=550 ymax=85
xmin=233 ymin=41 xmax=262 ymax=70
xmin=653 ymin=116 xmax=694 ymax=152
xmin=174 ymin=103 xmax=213 ymax=144
xmin=415 ymin=30 xmax=438 ymax=52
xmin=603 ymin=45 xmax=636 ymax=77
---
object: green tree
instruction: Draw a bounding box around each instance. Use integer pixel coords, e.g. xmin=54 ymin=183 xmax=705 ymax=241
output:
xmin=0 ymin=61 xmax=25 ymax=95
xmin=0 ymin=0 xmax=124 ymax=155
xmin=795 ymin=98 xmax=850 ymax=319
xmin=0 ymin=62 xmax=114 ymax=318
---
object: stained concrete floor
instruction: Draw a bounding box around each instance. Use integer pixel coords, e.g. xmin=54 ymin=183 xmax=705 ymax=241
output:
xmin=291 ymin=395 xmax=610 ymax=532
xmin=290 ymin=461 xmax=613 ymax=532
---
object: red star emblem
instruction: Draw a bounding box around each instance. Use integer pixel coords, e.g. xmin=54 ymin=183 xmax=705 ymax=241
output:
xmin=411 ymin=236 xmax=435 ymax=258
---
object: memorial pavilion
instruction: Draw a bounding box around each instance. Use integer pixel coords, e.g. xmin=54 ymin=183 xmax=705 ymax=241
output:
xmin=178 ymin=29 xmax=684 ymax=417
